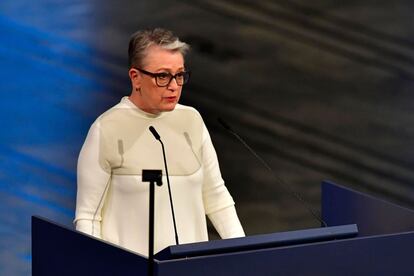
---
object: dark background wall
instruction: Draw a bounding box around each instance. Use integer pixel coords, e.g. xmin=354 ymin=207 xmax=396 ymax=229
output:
xmin=1 ymin=1 xmax=414 ymax=274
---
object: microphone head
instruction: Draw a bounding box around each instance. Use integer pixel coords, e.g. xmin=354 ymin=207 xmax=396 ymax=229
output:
xmin=149 ymin=126 xmax=161 ymax=140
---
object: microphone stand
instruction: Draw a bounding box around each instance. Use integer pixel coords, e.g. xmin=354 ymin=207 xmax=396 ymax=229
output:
xmin=148 ymin=126 xmax=179 ymax=245
xmin=218 ymin=118 xmax=328 ymax=227
xmin=142 ymin=169 xmax=163 ymax=276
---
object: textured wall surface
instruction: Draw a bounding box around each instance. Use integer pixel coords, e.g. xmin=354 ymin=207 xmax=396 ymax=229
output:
xmin=1 ymin=1 xmax=414 ymax=274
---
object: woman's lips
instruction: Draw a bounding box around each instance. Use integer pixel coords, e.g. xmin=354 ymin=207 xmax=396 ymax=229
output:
xmin=164 ymin=96 xmax=177 ymax=102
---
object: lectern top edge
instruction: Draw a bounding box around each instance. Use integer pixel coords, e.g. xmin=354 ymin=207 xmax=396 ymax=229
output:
xmin=155 ymin=224 xmax=358 ymax=260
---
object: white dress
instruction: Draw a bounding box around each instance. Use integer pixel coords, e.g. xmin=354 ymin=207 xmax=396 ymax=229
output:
xmin=74 ymin=97 xmax=244 ymax=256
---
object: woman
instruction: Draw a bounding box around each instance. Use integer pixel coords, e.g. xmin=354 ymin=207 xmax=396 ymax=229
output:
xmin=74 ymin=28 xmax=245 ymax=256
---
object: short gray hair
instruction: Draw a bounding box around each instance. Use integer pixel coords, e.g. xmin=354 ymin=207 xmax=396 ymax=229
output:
xmin=128 ymin=28 xmax=190 ymax=68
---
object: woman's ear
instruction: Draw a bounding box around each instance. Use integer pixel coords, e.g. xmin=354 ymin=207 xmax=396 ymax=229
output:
xmin=128 ymin=68 xmax=141 ymax=89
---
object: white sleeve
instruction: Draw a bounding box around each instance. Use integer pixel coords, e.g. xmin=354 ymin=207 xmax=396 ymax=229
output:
xmin=208 ymin=205 xmax=245 ymax=238
xmin=201 ymin=123 xmax=245 ymax=238
xmin=74 ymin=120 xmax=111 ymax=239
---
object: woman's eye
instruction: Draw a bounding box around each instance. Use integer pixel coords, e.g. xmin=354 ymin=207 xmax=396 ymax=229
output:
xmin=157 ymin=73 xmax=170 ymax=80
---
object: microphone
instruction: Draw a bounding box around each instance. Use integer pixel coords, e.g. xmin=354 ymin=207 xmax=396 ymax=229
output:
xmin=148 ymin=126 xmax=180 ymax=245
xmin=149 ymin=126 xmax=161 ymax=140
xmin=217 ymin=118 xmax=328 ymax=227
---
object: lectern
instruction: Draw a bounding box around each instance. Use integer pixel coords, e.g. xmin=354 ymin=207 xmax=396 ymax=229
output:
xmin=32 ymin=181 xmax=414 ymax=275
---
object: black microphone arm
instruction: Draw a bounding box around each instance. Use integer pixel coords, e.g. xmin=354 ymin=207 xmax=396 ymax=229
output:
xmin=217 ymin=118 xmax=328 ymax=227
xmin=148 ymin=126 xmax=180 ymax=245
xmin=149 ymin=126 xmax=161 ymax=140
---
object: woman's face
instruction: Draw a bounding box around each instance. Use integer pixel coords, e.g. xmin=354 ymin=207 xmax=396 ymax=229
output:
xmin=129 ymin=45 xmax=185 ymax=114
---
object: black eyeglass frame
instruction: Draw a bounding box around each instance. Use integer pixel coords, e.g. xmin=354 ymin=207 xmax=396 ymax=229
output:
xmin=135 ymin=68 xmax=191 ymax=87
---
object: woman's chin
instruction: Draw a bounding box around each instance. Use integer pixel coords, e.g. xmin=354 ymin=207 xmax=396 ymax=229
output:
xmin=161 ymin=102 xmax=178 ymax=112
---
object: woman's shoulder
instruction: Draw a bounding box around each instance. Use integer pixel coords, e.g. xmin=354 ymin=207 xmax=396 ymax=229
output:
xmin=172 ymin=104 xmax=206 ymax=130
xmin=174 ymin=104 xmax=201 ymax=116
xmin=88 ymin=98 xmax=132 ymax=130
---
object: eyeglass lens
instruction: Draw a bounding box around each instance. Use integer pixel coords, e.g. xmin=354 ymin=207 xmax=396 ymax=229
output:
xmin=156 ymin=72 xmax=189 ymax=86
